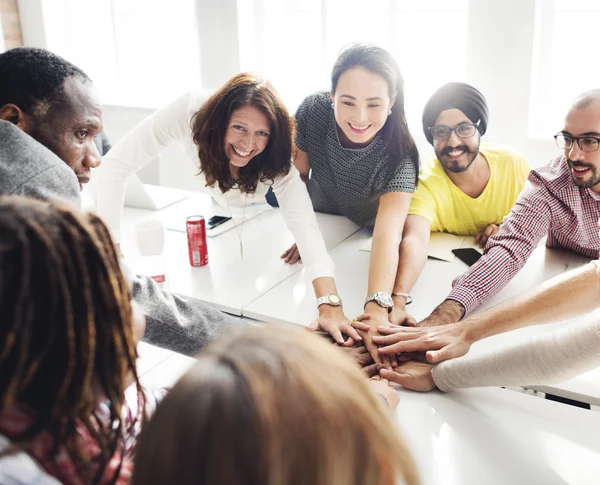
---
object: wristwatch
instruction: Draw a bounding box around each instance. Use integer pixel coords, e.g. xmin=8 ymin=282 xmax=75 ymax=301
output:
xmin=364 ymin=292 xmax=393 ymax=313
xmin=316 ymin=294 xmax=343 ymax=308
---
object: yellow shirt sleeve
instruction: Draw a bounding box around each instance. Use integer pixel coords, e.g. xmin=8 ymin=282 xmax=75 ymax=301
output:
xmin=408 ymin=181 xmax=439 ymax=229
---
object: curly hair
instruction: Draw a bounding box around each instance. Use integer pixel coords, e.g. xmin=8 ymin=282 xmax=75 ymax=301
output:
xmin=0 ymin=47 xmax=90 ymax=118
xmin=191 ymin=73 xmax=293 ymax=194
xmin=0 ymin=196 xmax=144 ymax=485
xmin=331 ymin=43 xmax=420 ymax=184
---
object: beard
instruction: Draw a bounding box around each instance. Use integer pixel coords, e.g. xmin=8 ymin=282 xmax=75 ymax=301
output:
xmin=436 ymin=143 xmax=480 ymax=174
xmin=567 ymin=159 xmax=600 ymax=188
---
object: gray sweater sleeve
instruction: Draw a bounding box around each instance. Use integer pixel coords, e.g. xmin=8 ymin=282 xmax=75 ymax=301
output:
xmin=16 ymin=164 xmax=81 ymax=207
xmin=432 ymin=311 xmax=600 ymax=392
xmin=129 ymin=269 xmax=248 ymax=356
xmin=0 ymin=120 xmax=81 ymax=207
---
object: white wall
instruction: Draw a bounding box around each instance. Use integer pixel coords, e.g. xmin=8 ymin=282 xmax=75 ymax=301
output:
xmin=19 ymin=0 xmax=565 ymax=189
xmin=463 ymin=0 xmax=560 ymax=165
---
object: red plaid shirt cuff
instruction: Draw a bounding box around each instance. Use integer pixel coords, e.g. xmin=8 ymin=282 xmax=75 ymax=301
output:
xmin=446 ymin=288 xmax=478 ymax=317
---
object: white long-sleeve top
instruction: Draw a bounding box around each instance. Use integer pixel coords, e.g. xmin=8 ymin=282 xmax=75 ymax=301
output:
xmin=432 ymin=309 xmax=600 ymax=392
xmin=95 ymin=91 xmax=334 ymax=282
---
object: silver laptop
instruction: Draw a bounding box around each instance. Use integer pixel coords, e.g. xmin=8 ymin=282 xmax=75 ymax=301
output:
xmin=124 ymin=174 xmax=188 ymax=210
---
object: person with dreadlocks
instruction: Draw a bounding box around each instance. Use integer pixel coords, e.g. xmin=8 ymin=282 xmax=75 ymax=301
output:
xmin=0 ymin=195 xmax=163 ymax=484
xmin=0 ymin=46 xmax=246 ymax=357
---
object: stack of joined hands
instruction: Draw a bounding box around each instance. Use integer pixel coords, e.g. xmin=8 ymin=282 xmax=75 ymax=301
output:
xmin=327 ymin=312 xmax=474 ymax=396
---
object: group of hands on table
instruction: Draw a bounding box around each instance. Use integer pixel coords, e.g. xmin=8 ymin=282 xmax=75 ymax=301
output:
xmin=307 ymin=304 xmax=472 ymax=400
xmin=280 ymin=244 xmax=477 ymax=403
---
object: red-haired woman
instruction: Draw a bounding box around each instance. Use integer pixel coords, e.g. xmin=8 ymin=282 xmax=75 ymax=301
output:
xmin=95 ymin=73 xmax=359 ymax=345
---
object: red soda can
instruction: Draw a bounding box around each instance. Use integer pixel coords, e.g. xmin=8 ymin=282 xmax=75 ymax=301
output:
xmin=186 ymin=215 xmax=208 ymax=266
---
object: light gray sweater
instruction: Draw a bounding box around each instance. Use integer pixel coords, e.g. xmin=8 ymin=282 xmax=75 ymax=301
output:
xmin=0 ymin=120 xmax=246 ymax=357
xmin=433 ymin=310 xmax=600 ymax=392
xmin=0 ymin=120 xmax=81 ymax=206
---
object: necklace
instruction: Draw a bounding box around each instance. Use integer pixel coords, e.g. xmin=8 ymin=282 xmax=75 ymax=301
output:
xmin=224 ymin=191 xmax=248 ymax=259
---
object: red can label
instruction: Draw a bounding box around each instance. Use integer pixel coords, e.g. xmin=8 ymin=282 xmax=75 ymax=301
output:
xmin=186 ymin=215 xmax=208 ymax=266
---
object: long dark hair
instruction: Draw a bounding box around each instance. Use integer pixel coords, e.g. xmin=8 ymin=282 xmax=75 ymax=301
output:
xmin=331 ymin=43 xmax=419 ymax=184
xmin=0 ymin=196 xmax=144 ymax=484
xmin=191 ymin=73 xmax=293 ymax=194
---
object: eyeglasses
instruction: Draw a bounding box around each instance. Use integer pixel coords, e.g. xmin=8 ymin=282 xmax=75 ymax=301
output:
xmin=554 ymin=133 xmax=600 ymax=152
xmin=428 ymin=122 xmax=479 ymax=141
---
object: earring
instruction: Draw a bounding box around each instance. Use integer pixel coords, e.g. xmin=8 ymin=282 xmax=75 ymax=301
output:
xmin=388 ymin=109 xmax=392 ymax=116
xmin=331 ymin=102 xmax=335 ymax=109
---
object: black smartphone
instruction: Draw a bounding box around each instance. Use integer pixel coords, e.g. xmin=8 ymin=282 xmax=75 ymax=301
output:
xmin=452 ymin=248 xmax=482 ymax=266
xmin=207 ymin=215 xmax=232 ymax=229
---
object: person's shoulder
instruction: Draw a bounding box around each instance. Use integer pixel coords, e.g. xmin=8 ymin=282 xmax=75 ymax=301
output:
xmin=0 ymin=120 xmax=80 ymax=205
xmin=417 ymin=156 xmax=449 ymax=186
xmin=189 ymin=88 xmax=212 ymax=107
xmin=529 ymin=156 xmax=572 ymax=191
xmin=295 ymin=92 xmax=331 ymax=148
xmin=182 ymin=89 xmax=213 ymax=117
xmin=296 ymin=91 xmax=331 ymax=118
xmin=158 ymin=90 xmax=211 ymax=121
xmin=481 ymin=142 xmax=527 ymax=164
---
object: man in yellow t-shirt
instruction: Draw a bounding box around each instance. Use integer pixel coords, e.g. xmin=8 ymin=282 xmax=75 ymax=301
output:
xmin=389 ymin=82 xmax=530 ymax=325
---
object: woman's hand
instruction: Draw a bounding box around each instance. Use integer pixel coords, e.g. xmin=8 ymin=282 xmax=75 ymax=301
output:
xmin=351 ymin=310 xmax=397 ymax=369
xmin=372 ymin=322 xmax=473 ymax=364
xmin=368 ymin=376 xmax=400 ymax=409
xmin=379 ymin=361 xmax=437 ymax=392
xmin=281 ymin=243 xmax=302 ymax=264
xmin=307 ymin=305 xmax=362 ymax=346
xmin=389 ymin=306 xmax=417 ymax=327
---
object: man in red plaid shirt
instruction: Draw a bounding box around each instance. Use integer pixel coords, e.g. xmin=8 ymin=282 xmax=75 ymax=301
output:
xmin=418 ymin=89 xmax=600 ymax=326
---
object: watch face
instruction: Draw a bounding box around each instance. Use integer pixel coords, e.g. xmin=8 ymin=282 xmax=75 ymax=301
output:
xmin=377 ymin=292 xmax=393 ymax=307
xmin=329 ymin=295 xmax=341 ymax=304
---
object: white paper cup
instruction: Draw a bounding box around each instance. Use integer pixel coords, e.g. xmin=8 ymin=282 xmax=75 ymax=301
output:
xmin=134 ymin=219 xmax=165 ymax=256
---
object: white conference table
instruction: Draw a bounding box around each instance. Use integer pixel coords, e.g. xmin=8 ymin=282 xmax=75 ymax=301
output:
xmin=120 ymin=189 xmax=359 ymax=315
xmin=397 ymin=386 xmax=600 ymax=485
xmin=135 ymin=347 xmax=600 ymax=485
xmin=243 ymin=229 xmax=600 ymax=405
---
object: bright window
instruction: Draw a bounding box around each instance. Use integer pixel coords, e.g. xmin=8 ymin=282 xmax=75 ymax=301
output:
xmin=44 ymin=0 xmax=200 ymax=107
xmin=236 ymin=0 xmax=469 ymax=133
xmin=529 ymin=0 xmax=600 ymax=138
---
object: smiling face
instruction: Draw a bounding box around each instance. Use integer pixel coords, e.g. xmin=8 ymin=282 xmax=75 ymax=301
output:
xmin=561 ymin=100 xmax=600 ymax=191
xmin=223 ymin=105 xmax=271 ymax=173
xmin=26 ymin=76 xmax=103 ymax=190
xmin=331 ymin=67 xmax=394 ymax=148
xmin=433 ymin=108 xmax=480 ymax=174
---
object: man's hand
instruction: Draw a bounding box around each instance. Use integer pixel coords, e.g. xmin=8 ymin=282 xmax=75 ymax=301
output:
xmin=368 ymin=376 xmax=400 ymax=409
xmin=380 ymin=361 xmax=437 ymax=392
xmin=307 ymin=305 xmax=362 ymax=346
xmin=417 ymin=299 xmax=465 ymax=327
xmin=474 ymin=223 xmax=500 ymax=248
xmin=372 ymin=321 xmax=473 ymax=364
xmin=281 ymin=243 xmax=301 ymax=264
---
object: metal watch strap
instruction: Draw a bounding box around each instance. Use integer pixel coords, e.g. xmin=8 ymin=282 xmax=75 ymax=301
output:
xmin=316 ymin=294 xmax=342 ymax=307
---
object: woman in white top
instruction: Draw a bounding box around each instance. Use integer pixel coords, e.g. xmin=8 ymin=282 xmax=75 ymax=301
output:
xmin=95 ymin=73 xmax=361 ymax=344
xmin=369 ymin=260 xmax=600 ymax=392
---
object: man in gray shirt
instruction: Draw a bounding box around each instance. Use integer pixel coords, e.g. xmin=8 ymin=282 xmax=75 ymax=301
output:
xmin=0 ymin=47 xmax=244 ymax=356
